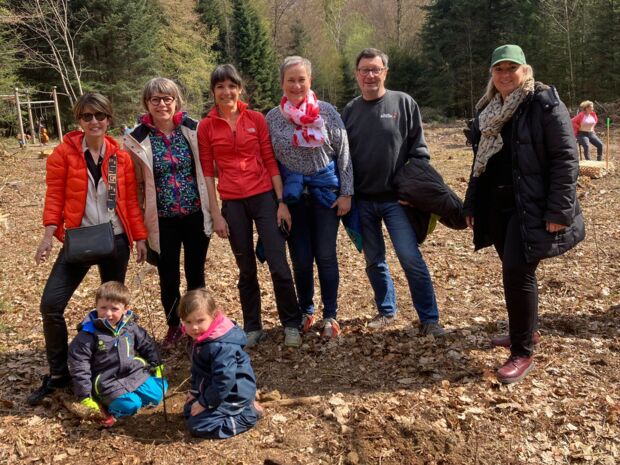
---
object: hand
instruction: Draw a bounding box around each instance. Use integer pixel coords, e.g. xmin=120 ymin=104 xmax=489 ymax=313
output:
xmin=135 ymin=240 xmax=147 ymax=263
xmin=185 ymin=392 xmax=196 ymax=403
xmin=153 ymin=364 xmax=165 ymax=378
xmin=35 ymin=237 xmax=53 ymax=265
xmin=466 ymin=216 xmax=474 ymax=229
xmin=332 ymin=196 xmax=352 ymax=217
xmin=546 ymin=221 xmax=566 ymax=233
xmin=190 ymin=401 xmax=206 ymax=417
xmin=277 ymin=203 xmax=291 ymax=230
xmin=213 ymin=214 xmax=229 ymax=239
xmin=398 ymin=199 xmax=413 ymax=207
xmin=80 ymin=397 xmax=102 ymax=414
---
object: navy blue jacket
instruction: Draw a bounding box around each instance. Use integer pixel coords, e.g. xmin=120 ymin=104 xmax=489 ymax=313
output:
xmin=190 ymin=319 xmax=256 ymax=416
xmin=68 ymin=310 xmax=160 ymax=404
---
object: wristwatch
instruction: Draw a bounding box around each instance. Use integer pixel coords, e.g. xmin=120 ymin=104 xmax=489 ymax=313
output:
xmin=277 ymin=198 xmax=284 ymax=204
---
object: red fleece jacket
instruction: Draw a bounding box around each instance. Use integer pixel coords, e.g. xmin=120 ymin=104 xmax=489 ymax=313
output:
xmin=197 ymin=101 xmax=280 ymax=200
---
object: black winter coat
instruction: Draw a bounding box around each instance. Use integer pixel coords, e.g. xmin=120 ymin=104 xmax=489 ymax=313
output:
xmin=463 ymin=83 xmax=585 ymax=262
xmin=393 ymin=158 xmax=467 ymax=244
xmin=68 ymin=310 xmax=161 ymax=404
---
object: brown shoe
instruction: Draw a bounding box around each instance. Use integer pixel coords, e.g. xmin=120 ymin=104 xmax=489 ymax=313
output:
xmin=162 ymin=325 xmax=184 ymax=350
xmin=496 ymin=355 xmax=534 ymax=384
xmin=491 ymin=331 xmax=541 ymax=348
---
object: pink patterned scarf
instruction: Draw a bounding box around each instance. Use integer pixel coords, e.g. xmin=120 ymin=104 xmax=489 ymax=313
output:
xmin=279 ymin=90 xmax=326 ymax=147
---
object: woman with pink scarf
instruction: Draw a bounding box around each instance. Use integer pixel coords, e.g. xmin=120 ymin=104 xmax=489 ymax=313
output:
xmin=266 ymin=56 xmax=353 ymax=339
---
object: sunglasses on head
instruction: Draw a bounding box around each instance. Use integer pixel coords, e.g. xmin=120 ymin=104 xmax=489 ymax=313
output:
xmin=80 ymin=112 xmax=108 ymax=122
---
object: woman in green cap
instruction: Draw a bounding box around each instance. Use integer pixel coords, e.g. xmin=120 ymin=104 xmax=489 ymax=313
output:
xmin=463 ymin=44 xmax=585 ymax=384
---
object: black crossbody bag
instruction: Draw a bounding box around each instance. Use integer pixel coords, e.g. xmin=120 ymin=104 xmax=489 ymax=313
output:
xmin=64 ymin=155 xmax=117 ymax=266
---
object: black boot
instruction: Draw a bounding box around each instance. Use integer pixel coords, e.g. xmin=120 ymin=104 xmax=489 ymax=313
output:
xmin=27 ymin=374 xmax=71 ymax=406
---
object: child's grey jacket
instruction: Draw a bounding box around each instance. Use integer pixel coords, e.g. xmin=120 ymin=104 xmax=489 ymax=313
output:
xmin=68 ymin=310 xmax=160 ymax=405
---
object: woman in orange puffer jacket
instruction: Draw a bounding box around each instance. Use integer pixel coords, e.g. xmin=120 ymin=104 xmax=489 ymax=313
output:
xmin=27 ymin=93 xmax=148 ymax=406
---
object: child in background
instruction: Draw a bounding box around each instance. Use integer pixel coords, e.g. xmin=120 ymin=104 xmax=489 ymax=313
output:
xmin=68 ymin=281 xmax=167 ymax=423
xmin=179 ymin=288 xmax=263 ymax=439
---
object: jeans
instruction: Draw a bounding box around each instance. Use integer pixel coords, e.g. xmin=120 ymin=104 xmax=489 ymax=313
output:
xmin=222 ymin=191 xmax=299 ymax=331
xmin=157 ymin=211 xmax=210 ymax=327
xmin=488 ymin=187 xmax=539 ymax=357
xmin=576 ymin=131 xmax=603 ymax=161
xmin=287 ymin=195 xmax=340 ymax=320
xmin=40 ymin=234 xmax=130 ymax=377
xmin=357 ymin=199 xmax=438 ymax=323
xmin=107 ymin=376 xmax=168 ymax=418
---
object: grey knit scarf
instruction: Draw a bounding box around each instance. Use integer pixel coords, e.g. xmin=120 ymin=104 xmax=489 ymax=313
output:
xmin=472 ymin=77 xmax=535 ymax=177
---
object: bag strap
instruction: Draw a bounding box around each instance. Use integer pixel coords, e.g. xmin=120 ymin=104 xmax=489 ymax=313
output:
xmin=106 ymin=155 xmax=117 ymax=212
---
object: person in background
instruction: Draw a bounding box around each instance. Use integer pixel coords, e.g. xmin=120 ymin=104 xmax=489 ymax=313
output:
xmin=266 ymin=56 xmax=353 ymax=339
xmin=341 ymin=48 xmax=445 ymax=337
xmin=464 ymin=44 xmax=585 ymax=384
xmin=28 ymin=92 xmax=147 ymax=405
xmin=572 ymin=100 xmax=604 ymax=161
xmin=123 ymin=78 xmax=213 ymax=350
xmin=198 ymin=64 xmax=301 ymax=348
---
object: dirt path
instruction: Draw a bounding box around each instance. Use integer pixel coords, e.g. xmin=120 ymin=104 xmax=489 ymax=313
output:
xmin=0 ymin=125 xmax=618 ymax=464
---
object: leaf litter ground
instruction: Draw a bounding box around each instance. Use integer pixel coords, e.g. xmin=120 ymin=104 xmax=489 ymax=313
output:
xmin=0 ymin=124 xmax=618 ymax=464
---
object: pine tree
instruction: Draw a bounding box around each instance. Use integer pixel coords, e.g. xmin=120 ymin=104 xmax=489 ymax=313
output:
xmin=337 ymin=54 xmax=357 ymax=109
xmin=197 ymin=0 xmax=232 ymax=62
xmin=287 ymin=23 xmax=308 ymax=57
xmin=231 ymin=0 xmax=278 ymax=111
xmin=72 ymin=0 xmax=166 ymax=121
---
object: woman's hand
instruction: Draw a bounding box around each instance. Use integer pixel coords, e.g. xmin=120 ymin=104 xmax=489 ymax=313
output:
xmin=546 ymin=221 xmax=566 ymax=233
xmin=466 ymin=216 xmax=474 ymax=229
xmin=277 ymin=203 xmax=291 ymax=229
xmin=213 ymin=213 xmax=230 ymax=239
xmin=190 ymin=401 xmax=206 ymax=417
xmin=35 ymin=238 xmax=53 ymax=265
xmin=135 ymin=240 xmax=147 ymax=263
xmin=332 ymin=196 xmax=352 ymax=217
xmin=185 ymin=392 xmax=196 ymax=403
xmin=35 ymin=225 xmax=57 ymax=265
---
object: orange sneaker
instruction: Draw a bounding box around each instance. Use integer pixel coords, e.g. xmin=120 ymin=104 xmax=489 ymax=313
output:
xmin=301 ymin=314 xmax=315 ymax=333
xmin=321 ymin=318 xmax=340 ymax=339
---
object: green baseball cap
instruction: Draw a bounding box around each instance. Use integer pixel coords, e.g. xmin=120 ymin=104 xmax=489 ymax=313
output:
xmin=491 ymin=44 xmax=526 ymax=66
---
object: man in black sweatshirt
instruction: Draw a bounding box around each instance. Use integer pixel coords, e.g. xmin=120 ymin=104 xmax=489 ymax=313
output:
xmin=341 ymin=48 xmax=445 ymax=337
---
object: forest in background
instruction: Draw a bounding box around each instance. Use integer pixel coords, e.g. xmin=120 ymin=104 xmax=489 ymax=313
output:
xmin=0 ymin=0 xmax=618 ymax=136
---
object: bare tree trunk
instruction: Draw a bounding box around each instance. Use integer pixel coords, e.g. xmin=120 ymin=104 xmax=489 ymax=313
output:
xmin=396 ymin=0 xmax=403 ymax=48
xmin=9 ymin=0 xmax=86 ymax=105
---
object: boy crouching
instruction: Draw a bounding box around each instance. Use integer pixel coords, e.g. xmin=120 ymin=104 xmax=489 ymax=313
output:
xmin=68 ymin=282 xmax=167 ymax=423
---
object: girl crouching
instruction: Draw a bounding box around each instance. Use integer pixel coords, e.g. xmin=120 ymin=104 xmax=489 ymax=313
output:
xmin=178 ymin=289 xmax=263 ymax=439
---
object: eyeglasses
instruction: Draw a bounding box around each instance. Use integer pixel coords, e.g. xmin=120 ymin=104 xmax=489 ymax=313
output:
xmin=357 ymin=67 xmax=385 ymax=76
xmin=80 ymin=112 xmax=108 ymax=122
xmin=148 ymin=96 xmax=175 ymax=106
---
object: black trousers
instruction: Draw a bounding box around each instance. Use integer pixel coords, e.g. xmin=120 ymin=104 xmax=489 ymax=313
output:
xmin=157 ymin=211 xmax=210 ymax=327
xmin=488 ymin=187 xmax=539 ymax=357
xmin=222 ymin=191 xmax=299 ymax=332
xmin=40 ymin=234 xmax=130 ymax=377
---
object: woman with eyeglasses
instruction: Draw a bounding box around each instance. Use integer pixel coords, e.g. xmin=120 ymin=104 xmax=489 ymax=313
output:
xmin=28 ymin=93 xmax=148 ymax=405
xmin=198 ymin=64 xmax=301 ymax=348
xmin=124 ymin=77 xmax=213 ymax=349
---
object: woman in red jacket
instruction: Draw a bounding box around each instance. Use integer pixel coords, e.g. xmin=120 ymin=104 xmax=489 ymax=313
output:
xmin=28 ymin=93 xmax=148 ymax=406
xmin=198 ymin=64 xmax=301 ymax=348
